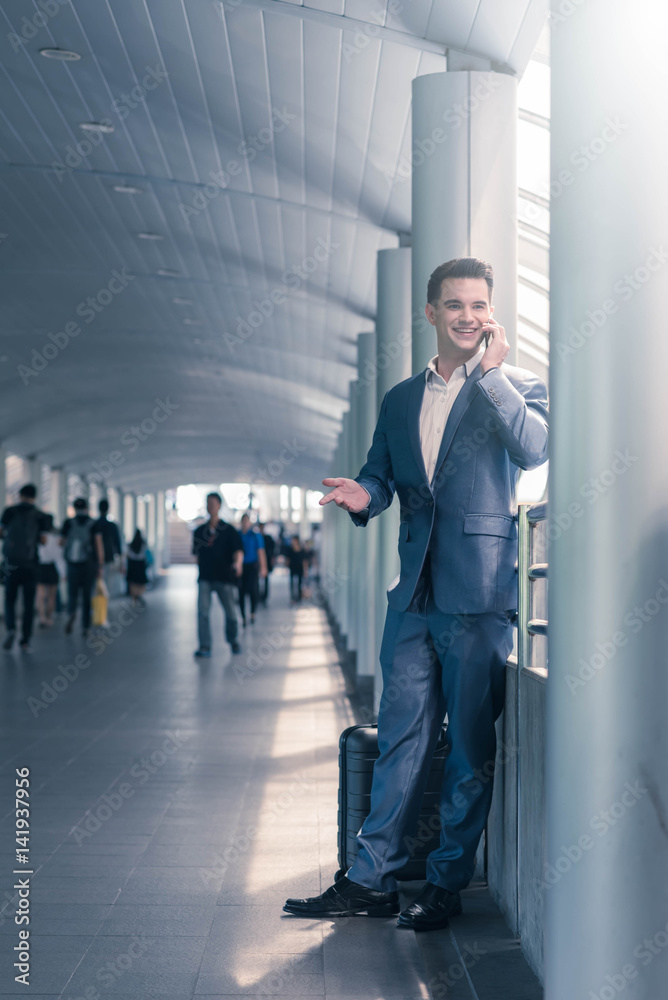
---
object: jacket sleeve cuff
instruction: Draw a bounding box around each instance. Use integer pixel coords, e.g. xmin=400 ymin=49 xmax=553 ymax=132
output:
xmin=476 ymin=366 xmax=524 ymax=411
xmin=348 ymin=485 xmax=372 ymax=526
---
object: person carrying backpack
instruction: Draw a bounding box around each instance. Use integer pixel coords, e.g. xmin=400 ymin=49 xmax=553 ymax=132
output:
xmin=61 ymin=497 xmax=96 ymax=637
xmin=1 ymin=483 xmax=51 ymax=651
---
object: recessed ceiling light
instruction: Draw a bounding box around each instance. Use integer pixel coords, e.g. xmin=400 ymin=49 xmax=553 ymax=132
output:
xmin=183 ymin=318 xmax=203 ymax=326
xmin=172 ymin=297 xmax=193 ymax=305
xmin=156 ymin=268 xmax=180 ymax=277
xmin=137 ymin=232 xmax=164 ymax=240
xmin=79 ymin=121 xmax=114 ymax=134
xmin=113 ymin=184 xmax=143 ymax=195
xmin=40 ymin=48 xmax=81 ymax=61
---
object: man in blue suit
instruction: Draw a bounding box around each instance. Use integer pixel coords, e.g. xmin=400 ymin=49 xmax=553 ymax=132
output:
xmin=284 ymin=257 xmax=548 ymax=930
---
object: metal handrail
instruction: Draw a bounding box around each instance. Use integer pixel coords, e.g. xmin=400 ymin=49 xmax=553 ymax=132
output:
xmin=518 ymin=502 xmax=549 ymax=673
xmin=513 ymin=501 xmax=549 ymax=945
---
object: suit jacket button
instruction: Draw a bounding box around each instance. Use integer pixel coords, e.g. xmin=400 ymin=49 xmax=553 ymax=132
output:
xmin=426 ymin=499 xmax=434 ymax=507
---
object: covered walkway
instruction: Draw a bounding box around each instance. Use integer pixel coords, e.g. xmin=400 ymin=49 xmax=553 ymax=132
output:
xmin=0 ymin=567 xmax=539 ymax=998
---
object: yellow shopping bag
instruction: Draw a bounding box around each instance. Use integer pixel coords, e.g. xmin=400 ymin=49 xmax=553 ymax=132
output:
xmin=91 ymin=579 xmax=109 ymax=627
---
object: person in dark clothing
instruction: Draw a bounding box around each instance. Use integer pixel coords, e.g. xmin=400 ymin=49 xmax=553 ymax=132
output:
xmin=258 ymin=522 xmax=275 ymax=606
xmin=61 ymin=497 xmax=96 ymax=637
xmin=1 ymin=483 xmax=50 ymax=651
xmin=238 ymin=513 xmax=267 ymax=626
xmin=126 ymin=529 xmax=148 ymax=608
xmin=193 ymin=493 xmax=243 ymax=658
xmin=288 ymin=535 xmax=305 ymax=602
xmin=92 ymin=499 xmax=122 ymax=598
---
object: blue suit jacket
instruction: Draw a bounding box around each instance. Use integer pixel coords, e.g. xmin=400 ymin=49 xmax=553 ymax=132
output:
xmin=350 ymin=362 xmax=549 ymax=614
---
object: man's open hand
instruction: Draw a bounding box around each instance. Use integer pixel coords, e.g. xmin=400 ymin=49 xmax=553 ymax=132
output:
xmin=320 ymin=478 xmax=370 ymax=513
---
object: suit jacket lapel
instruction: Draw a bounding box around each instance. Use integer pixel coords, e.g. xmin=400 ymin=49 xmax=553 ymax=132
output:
xmin=432 ymin=364 xmax=484 ymax=483
xmin=407 ymin=375 xmax=428 ymax=484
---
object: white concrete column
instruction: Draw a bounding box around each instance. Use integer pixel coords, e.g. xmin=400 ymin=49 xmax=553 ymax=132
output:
xmin=345 ymin=388 xmax=360 ymax=659
xmin=123 ymin=493 xmax=135 ymax=543
xmin=338 ymin=409 xmax=351 ymax=643
xmin=146 ymin=494 xmax=157 ymax=549
xmin=135 ymin=495 xmax=146 ymax=534
xmin=374 ymin=248 xmax=413 ymax=712
xmin=26 ymin=456 xmax=41 ymax=502
xmin=298 ymin=488 xmax=308 ymax=541
xmin=327 ymin=436 xmax=344 ymax=626
xmin=116 ymin=490 xmax=125 ymax=542
xmin=0 ymin=445 xmax=7 ymax=510
xmin=49 ymin=467 xmax=68 ymax=526
xmin=355 ymin=332 xmax=378 ymax=687
xmin=108 ymin=487 xmax=120 ymax=523
xmin=156 ymin=490 xmax=168 ymax=569
xmin=411 ymin=71 xmax=517 ymax=373
xmin=546 ymin=4 xmax=668 ymax=998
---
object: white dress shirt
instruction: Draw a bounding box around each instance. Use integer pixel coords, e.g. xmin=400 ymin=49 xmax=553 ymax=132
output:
xmin=358 ymin=346 xmax=485 ymax=509
xmin=419 ymin=347 xmax=485 ymax=483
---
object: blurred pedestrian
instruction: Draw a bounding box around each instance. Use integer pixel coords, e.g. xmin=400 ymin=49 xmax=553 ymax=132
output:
xmin=0 ymin=483 xmax=50 ymax=651
xmin=37 ymin=514 xmax=63 ymax=628
xmin=258 ymin=522 xmax=275 ymax=606
xmin=61 ymin=497 xmax=96 ymax=637
xmin=238 ymin=513 xmax=267 ymax=626
xmin=92 ymin=499 xmax=122 ymax=606
xmin=193 ymin=492 xmax=243 ymax=658
xmin=126 ymin=530 xmax=148 ymax=608
xmin=288 ymin=535 xmax=305 ymax=603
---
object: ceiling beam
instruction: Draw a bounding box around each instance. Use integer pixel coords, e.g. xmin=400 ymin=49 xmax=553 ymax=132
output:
xmin=222 ymin=0 xmax=516 ymax=71
xmin=0 ymin=163 xmax=397 ymax=233
xmin=219 ymin=0 xmax=445 ymax=55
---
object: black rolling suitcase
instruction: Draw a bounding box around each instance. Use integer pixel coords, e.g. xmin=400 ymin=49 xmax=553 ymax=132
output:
xmin=336 ymin=723 xmax=449 ymax=881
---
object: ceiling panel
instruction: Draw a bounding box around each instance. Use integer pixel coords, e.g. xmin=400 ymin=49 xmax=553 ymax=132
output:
xmin=0 ymin=0 xmax=546 ymax=491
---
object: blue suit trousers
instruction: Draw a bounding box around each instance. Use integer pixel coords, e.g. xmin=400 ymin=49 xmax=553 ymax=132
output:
xmin=347 ymin=582 xmax=513 ymax=893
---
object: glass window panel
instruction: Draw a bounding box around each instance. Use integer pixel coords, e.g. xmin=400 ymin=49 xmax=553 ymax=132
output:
xmin=518 ymin=282 xmax=549 ymax=331
xmin=220 ymin=483 xmax=250 ymax=510
xmin=518 ymin=61 xmax=551 ymax=119
xmin=517 ymin=462 xmax=549 ymax=503
xmin=518 ymin=319 xmax=549 ymax=352
xmin=519 ymin=264 xmax=549 ymax=291
xmin=517 ymin=339 xmax=549 ymax=370
xmin=518 ymin=196 xmax=550 ymax=235
xmin=517 ymin=120 xmax=551 ymax=199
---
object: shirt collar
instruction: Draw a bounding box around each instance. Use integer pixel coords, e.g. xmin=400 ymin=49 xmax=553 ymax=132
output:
xmin=425 ymin=345 xmax=485 ymax=384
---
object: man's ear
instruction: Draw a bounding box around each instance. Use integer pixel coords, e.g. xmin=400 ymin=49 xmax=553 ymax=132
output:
xmin=425 ymin=303 xmax=436 ymax=327
xmin=489 ymin=303 xmax=495 ymax=317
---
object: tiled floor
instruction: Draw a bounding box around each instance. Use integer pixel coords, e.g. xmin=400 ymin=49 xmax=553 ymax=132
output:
xmin=0 ymin=566 xmax=432 ymax=998
xmin=0 ymin=565 xmax=543 ymax=999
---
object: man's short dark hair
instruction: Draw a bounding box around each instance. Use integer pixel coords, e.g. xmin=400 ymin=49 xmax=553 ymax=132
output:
xmin=73 ymin=497 xmax=88 ymax=511
xmin=19 ymin=483 xmax=37 ymax=499
xmin=427 ymin=258 xmax=494 ymax=305
xmin=99 ymin=499 xmax=109 ymax=514
xmin=207 ymin=492 xmax=222 ymax=506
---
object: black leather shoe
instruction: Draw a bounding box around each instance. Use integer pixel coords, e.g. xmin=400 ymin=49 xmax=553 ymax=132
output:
xmin=397 ymin=883 xmax=462 ymax=931
xmin=284 ymin=875 xmax=399 ymax=918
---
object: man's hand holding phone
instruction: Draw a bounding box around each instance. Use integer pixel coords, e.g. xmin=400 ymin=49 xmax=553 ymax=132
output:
xmin=480 ymin=317 xmax=510 ymax=374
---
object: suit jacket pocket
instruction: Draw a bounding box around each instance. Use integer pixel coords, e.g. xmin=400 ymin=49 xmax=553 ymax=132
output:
xmin=463 ymin=513 xmax=515 ymax=538
xmin=399 ymin=521 xmax=410 ymax=543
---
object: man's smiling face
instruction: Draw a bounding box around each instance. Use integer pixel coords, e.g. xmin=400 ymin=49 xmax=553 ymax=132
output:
xmin=425 ymin=276 xmax=493 ymax=355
